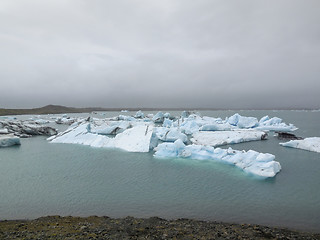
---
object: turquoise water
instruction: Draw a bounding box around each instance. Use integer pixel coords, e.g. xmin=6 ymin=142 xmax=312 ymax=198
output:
xmin=0 ymin=110 xmax=319 ymax=232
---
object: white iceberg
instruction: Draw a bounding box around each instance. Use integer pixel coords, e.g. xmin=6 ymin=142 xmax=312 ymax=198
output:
xmin=152 ymin=111 xmax=164 ymax=123
xmin=200 ymin=122 xmax=231 ymax=131
xmin=118 ymin=115 xmax=136 ymax=121
xmin=154 ymin=139 xmax=281 ymax=178
xmin=163 ymin=112 xmax=171 ymax=119
xmin=113 ymin=124 xmax=153 ymax=152
xmin=0 ymin=128 xmax=9 ymax=134
xmin=55 ymin=117 xmax=77 ymax=125
xmin=154 ymin=127 xmax=188 ymax=143
xmin=34 ymin=119 xmax=51 ymax=124
xmin=179 ymin=120 xmax=200 ymax=134
xmin=49 ymin=121 xmax=153 ymax=152
xmin=191 ymin=130 xmax=267 ymax=147
xmin=280 ymin=137 xmax=320 ymax=153
xmin=0 ymin=134 xmax=21 ymax=147
xmin=256 ymin=116 xmax=297 ymax=132
xmin=91 ymin=121 xmax=131 ymax=135
xmin=135 ymin=110 xmax=144 ymax=118
xmin=162 ymin=119 xmax=173 ymax=128
xmin=227 ymin=113 xmax=258 ymax=128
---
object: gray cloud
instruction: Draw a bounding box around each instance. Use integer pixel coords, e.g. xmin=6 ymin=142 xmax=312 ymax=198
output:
xmin=1 ymin=0 xmax=319 ymax=109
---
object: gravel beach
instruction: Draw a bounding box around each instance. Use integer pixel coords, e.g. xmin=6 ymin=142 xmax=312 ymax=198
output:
xmin=0 ymin=216 xmax=319 ymax=239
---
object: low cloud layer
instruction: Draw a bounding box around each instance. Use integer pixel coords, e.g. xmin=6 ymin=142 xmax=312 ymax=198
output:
xmin=1 ymin=0 xmax=319 ymax=109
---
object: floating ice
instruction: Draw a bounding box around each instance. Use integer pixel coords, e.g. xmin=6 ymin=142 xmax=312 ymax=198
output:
xmin=135 ymin=110 xmax=144 ymax=118
xmin=154 ymin=139 xmax=281 ymax=178
xmin=34 ymin=119 xmax=51 ymax=124
xmin=55 ymin=117 xmax=76 ymax=125
xmin=118 ymin=115 xmax=136 ymax=121
xmin=152 ymin=112 xmax=164 ymax=123
xmin=0 ymin=128 xmax=9 ymax=134
xmin=91 ymin=121 xmax=131 ymax=135
xmin=227 ymin=113 xmax=258 ymax=128
xmin=164 ymin=112 xmax=171 ymax=119
xmin=162 ymin=119 xmax=173 ymax=128
xmin=280 ymin=137 xmax=320 ymax=153
xmin=154 ymin=127 xmax=188 ymax=143
xmin=0 ymin=134 xmax=21 ymax=147
xmin=49 ymin=120 xmax=153 ymax=152
xmin=200 ymin=122 xmax=231 ymax=131
xmin=191 ymin=130 xmax=268 ymax=147
xmin=256 ymin=116 xmax=297 ymax=131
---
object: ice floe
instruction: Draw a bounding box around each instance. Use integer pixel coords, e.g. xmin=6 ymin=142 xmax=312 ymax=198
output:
xmin=191 ymin=130 xmax=268 ymax=147
xmin=280 ymin=137 xmax=320 ymax=153
xmin=0 ymin=120 xmax=57 ymax=137
xmin=49 ymin=120 xmax=154 ymax=152
xmin=256 ymin=115 xmax=298 ymax=132
xmin=154 ymin=127 xmax=188 ymax=143
xmin=55 ymin=117 xmax=77 ymax=125
xmin=154 ymin=139 xmax=281 ymax=178
xmin=0 ymin=134 xmax=21 ymax=147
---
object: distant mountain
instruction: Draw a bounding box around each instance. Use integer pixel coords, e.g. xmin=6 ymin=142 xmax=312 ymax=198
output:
xmin=0 ymin=105 xmax=113 ymax=116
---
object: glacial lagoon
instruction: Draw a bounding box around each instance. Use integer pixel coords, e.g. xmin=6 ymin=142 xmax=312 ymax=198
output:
xmin=0 ymin=110 xmax=319 ymax=232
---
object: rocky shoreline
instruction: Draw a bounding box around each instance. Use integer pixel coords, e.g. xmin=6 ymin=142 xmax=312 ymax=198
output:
xmin=0 ymin=216 xmax=319 ymax=239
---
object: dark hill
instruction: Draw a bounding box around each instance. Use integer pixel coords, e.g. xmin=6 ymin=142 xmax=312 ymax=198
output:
xmin=0 ymin=105 xmax=114 ymax=116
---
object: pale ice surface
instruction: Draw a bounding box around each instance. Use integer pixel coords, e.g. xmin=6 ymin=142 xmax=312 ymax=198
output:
xmin=191 ymin=130 xmax=268 ymax=147
xmin=154 ymin=139 xmax=281 ymax=178
xmin=0 ymin=128 xmax=9 ymax=134
xmin=256 ymin=115 xmax=298 ymax=132
xmin=152 ymin=111 xmax=164 ymax=123
xmin=172 ymin=113 xmax=296 ymax=135
xmin=280 ymin=137 xmax=320 ymax=153
xmin=154 ymin=127 xmax=188 ymax=143
xmin=49 ymin=120 xmax=153 ymax=152
xmin=0 ymin=134 xmax=21 ymax=147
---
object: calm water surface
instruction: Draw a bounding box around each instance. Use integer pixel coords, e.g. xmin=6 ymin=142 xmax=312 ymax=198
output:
xmin=0 ymin=110 xmax=319 ymax=232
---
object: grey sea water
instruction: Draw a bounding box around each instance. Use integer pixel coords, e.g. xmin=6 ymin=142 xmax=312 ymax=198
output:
xmin=0 ymin=110 xmax=319 ymax=231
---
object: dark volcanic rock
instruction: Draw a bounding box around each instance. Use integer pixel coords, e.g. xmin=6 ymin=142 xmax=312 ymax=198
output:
xmin=0 ymin=216 xmax=319 ymax=240
xmin=0 ymin=120 xmax=58 ymax=137
xmin=276 ymin=131 xmax=303 ymax=140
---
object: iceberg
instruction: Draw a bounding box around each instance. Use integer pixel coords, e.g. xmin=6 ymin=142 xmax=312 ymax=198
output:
xmin=0 ymin=134 xmax=21 ymax=147
xmin=179 ymin=120 xmax=200 ymax=135
xmin=163 ymin=112 xmax=171 ymax=119
xmin=152 ymin=111 xmax=164 ymax=123
xmin=162 ymin=118 xmax=173 ymax=128
xmin=34 ymin=119 xmax=51 ymax=124
xmin=118 ymin=115 xmax=136 ymax=121
xmin=200 ymin=122 xmax=231 ymax=131
xmin=154 ymin=140 xmax=281 ymax=178
xmin=91 ymin=121 xmax=131 ymax=135
xmin=0 ymin=128 xmax=9 ymax=134
xmin=154 ymin=127 xmax=188 ymax=143
xmin=191 ymin=130 xmax=268 ymax=147
xmin=135 ymin=110 xmax=144 ymax=118
xmin=113 ymin=124 xmax=153 ymax=152
xmin=49 ymin=121 xmax=153 ymax=152
xmin=280 ymin=137 xmax=320 ymax=153
xmin=55 ymin=117 xmax=76 ymax=125
xmin=227 ymin=113 xmax=258 ymax=128
xmin=256 ymin=116 xmax=297 ymax=132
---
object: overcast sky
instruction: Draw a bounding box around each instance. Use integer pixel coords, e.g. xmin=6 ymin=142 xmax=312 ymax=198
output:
xmin=1 ymin=0 xmax=319 ymax=109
